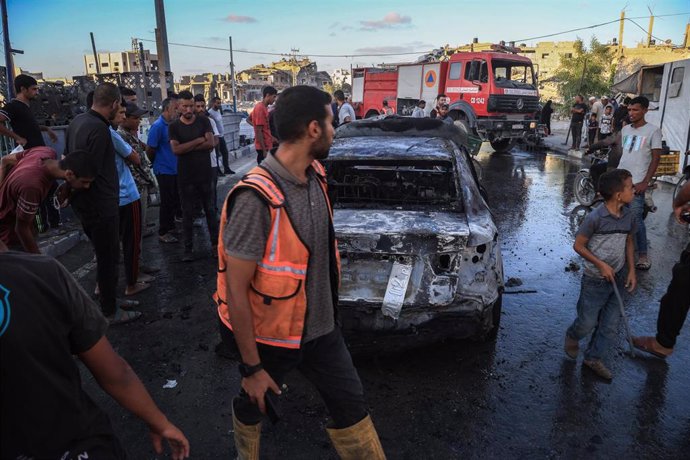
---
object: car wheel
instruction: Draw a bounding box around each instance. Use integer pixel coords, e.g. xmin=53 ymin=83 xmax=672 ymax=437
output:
xmin=488 ymin=294 xmax=503 ymax=340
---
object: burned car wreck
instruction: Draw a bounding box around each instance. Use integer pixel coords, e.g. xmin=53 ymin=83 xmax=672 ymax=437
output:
xmin=325 ymin=117 xmax=504 ymax=352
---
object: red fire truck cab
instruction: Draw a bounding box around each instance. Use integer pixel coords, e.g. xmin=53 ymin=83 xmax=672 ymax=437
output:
xmin=352 ymin=47 xmax=540 ymax=152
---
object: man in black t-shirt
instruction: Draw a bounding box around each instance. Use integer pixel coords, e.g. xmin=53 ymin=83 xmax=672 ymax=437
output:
xmin=0 ymin=74 xmax=57 ymax=149
xmin=168 ymin=90 xmax=219 ymax=261
xmin=0 ymin=244 xmax=190 ymax=459
xmin=570 ymin=94 xmax=588 ymax=150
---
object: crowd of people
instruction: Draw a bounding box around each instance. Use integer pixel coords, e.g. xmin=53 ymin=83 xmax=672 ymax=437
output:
xmin=0 ymin=73 xmax=688 ymax=457
xmin=0 ymin=77 xmax=390 ymax=458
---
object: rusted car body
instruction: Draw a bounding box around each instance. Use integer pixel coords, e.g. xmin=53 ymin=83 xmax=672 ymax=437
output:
xmin=326 ymin=117 xmax=504 ymax=351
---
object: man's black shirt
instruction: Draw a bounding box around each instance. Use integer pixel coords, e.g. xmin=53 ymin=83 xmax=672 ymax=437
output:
xmin=65 ymin=110 xmax=119 ymax=221
xmin=0 ymin=99 xmax=45 ymax=149
xmin=613 ymin=105 xmax=628 ymax=131
xmin=168 ymin=115 xmax=213 ymax=185
xmin=0 ymin=251 xmax=113 ymax=458
xmin=571 ymin=102 xmax=588 ymax=123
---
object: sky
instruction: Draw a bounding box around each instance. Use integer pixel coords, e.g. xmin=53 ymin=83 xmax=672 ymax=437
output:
xmin=6 ymin=0 xmax=690 ymax=79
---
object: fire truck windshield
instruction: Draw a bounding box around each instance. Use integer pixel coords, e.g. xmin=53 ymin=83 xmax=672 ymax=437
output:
xmin=491 ymin=60 xmax=535 ymax=89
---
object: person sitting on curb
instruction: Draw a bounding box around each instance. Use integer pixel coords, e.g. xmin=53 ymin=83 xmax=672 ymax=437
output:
xmin=0 ymin=241 xmax=190 ymax=459
xmin=632 ymin=179 xmax=690 ymax=358
xmin=0 ymin=147 xmax=95 ymax=253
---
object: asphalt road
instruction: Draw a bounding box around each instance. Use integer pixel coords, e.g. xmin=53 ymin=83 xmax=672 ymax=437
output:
xmin=57 ymin=147 xmax=690 ymax=459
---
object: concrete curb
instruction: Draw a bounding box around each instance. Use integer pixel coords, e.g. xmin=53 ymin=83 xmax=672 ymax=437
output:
xmin=39 ymin=230 xmax=85 ymax=258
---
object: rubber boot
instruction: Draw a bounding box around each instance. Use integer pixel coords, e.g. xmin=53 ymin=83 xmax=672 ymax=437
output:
xmin=232 ymin=409 xmax=261 ymax=460
xmin=326 ymin=414 xmax=386 ymax=460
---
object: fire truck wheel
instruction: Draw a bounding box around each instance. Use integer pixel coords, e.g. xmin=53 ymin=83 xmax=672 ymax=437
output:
xmin=489 ymin=138 xmax=517 ymax=153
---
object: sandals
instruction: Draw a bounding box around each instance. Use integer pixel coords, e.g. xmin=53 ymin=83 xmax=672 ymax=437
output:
xmin=137 ymin=273 xmax=156 ymax=283
xmin=159 ymin=233 xmax=179 ymax=243
xmin=125 ymin=282 xmax=151 ymax=296
xmin=116 ymin=299 xmax=140 ymax=311
xmin=108 ymin=309 xmax=142 ymax=325
xmin=632 ymin=336 xmax=673 ymax=359
xmin=635 ymin=261 xmax=651 ymax=270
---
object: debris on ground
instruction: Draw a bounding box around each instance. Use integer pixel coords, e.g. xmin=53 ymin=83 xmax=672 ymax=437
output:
xmin=505 ymin=277 xmax=523 ymax=287
xmin=565 ymin=261 xmax=581 ymax=272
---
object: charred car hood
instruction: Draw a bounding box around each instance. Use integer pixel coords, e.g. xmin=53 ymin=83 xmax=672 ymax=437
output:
xmin=334 ymin=209 xmax=469 ymax=254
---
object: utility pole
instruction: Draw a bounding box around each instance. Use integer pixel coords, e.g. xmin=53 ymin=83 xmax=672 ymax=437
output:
xmin=155 ymin=28 xmax=168 ymax=99
xmin=90 ymin=32 xmax=100 ymax=75
xmin=229 ymin=36 xmax=237 ymax=111
xmin=646 ymin=8 xmax=655 ymax=46
xmin=1 ymin=0 xmax=18 ymax=98
xmin=618 ymin=10 xmax=625 ymax=58
xmin=138 ymin=40 xmax=150 ymax=111
xmin=154 ymin=0 xmax=171 ymax=99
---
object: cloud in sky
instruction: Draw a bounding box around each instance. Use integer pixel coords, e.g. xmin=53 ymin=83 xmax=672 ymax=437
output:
xmin=225 ymin=14 xmax=257 ymax=23
xmin=360 ymin=12 xmax=411 ymax=31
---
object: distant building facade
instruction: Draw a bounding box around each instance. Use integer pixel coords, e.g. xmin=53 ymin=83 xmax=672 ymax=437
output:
xmin=84 ymin=50 xmax=159 ymax=75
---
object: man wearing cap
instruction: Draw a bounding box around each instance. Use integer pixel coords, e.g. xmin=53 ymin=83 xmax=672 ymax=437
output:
xmin=118 ymin=102 xmax=160 ymax=275
xmin=109 ymin=102 xmax=148 ymax=309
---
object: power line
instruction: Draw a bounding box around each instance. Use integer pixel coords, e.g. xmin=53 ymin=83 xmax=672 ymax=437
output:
xmin=512 ymin=12 xmax=689 ymax=43
xmin=626 ymin=18 xmax=666 ymax=43
xmin=137 ymin=11 xmax=689 ymax=61
xmin=135 ymin=38 xmax=430 ymax=58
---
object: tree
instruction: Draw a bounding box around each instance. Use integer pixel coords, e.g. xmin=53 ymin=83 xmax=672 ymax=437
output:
xmin=553 ymin=37 xmax=616 ymax=109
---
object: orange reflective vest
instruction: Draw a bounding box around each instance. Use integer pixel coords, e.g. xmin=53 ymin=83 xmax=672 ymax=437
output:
xmin=214 ymin=161 xmax=340 ymax=349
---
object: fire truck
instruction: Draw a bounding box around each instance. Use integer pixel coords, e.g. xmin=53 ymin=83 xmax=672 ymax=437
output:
xmin=351 ymin=45 xmax=540 ymax=152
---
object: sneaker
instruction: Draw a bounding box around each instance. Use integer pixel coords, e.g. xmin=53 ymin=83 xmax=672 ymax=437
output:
xmin=564 ymin=335 xmax=579 ymax=359
xmin=583 ymin=359 xmax=613 ymax=380
xmin=107 ymin=308 xmax=142 ymax=325
xmin=224 ymin=168 xmax=236 ymax=175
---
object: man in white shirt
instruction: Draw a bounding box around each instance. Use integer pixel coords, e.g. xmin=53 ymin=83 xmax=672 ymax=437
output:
xmin=617 ymin=96 xmax=662 ymax=270
xmin=334 ymin=90 xmax=356 ymax=126
xmin=208 ymin=97 xmax=235 ymax=175
xmin=411 ymin=100 xmax=426 ymax=118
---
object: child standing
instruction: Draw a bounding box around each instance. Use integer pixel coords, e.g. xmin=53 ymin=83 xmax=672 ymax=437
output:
xmin=565 ymin=169 xmax=637 ymax=380
xmin=587 ymin=113 xmax=598 ymax=146
xmin=598 ymin=104 xmax=614 ymax=140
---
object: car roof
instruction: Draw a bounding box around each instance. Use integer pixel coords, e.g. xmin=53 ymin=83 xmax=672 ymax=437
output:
xmin=329 ymin=136 xmax=453 ymax=161
xmin=332 ymin=116 xmax=469 ymax=161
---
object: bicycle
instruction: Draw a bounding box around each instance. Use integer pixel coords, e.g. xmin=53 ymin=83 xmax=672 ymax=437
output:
xmin=672 ymin=150 xmax=690 ymax=201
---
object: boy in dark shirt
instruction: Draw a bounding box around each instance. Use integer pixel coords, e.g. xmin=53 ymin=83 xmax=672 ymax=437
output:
xmin=564 ymin=169 xmax=637 ymax=380
xmin=586 ymin=113 xmax=598 ymax=146
xmin=168 ymin=90 xmax=218 ymax=261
